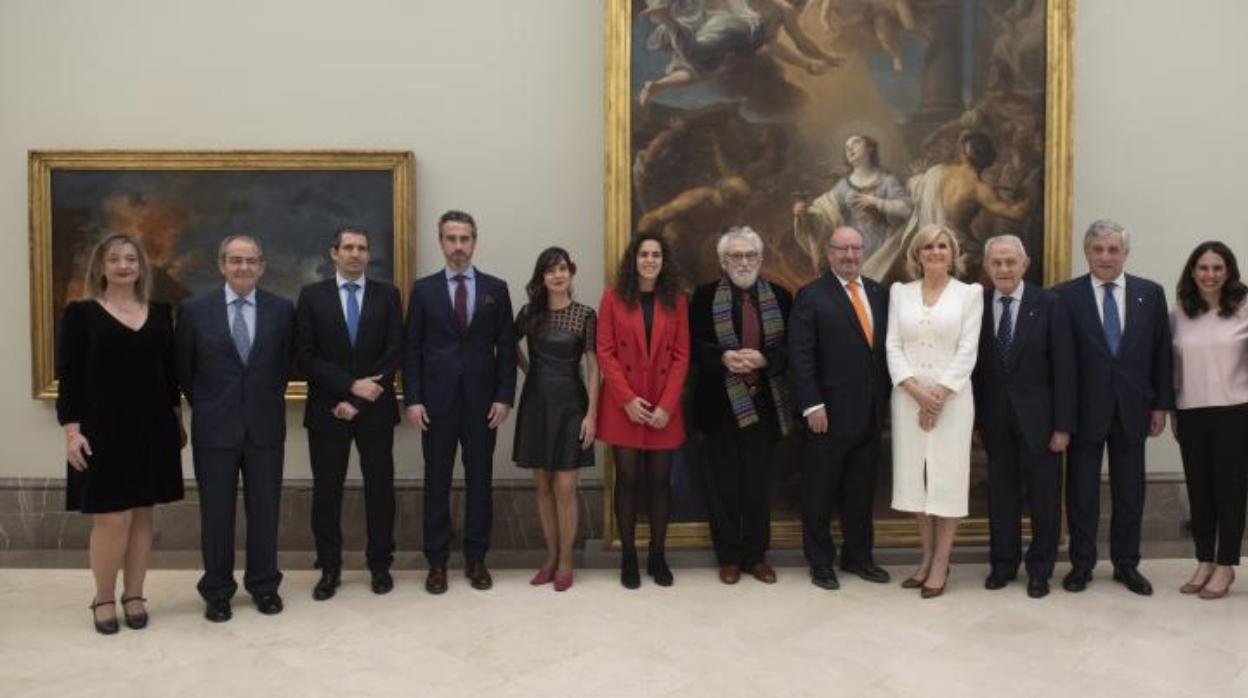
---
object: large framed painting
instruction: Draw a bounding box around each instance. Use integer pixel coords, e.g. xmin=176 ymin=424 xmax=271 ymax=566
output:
xmin=605 ymin=0 xmax=1072 ymax=547
xmin=28 ymin=150 xmax=415 ymax=399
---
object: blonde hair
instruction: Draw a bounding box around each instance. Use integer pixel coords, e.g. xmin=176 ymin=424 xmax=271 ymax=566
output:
xmin=905 ymin=224 xmax=965 ymax=279
xmin=83 ymin=234 xmax=151 ymax=302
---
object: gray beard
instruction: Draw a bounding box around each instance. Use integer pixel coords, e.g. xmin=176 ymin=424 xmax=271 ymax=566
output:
xmin=728 ymin=269 xmax=758 ymax=289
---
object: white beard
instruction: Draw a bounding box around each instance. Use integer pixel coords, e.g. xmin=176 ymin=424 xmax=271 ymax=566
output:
xmin=728 ymin=268 xmax=759 ymax=289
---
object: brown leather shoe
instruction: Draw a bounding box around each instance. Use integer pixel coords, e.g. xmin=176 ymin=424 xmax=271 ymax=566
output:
xmin=749 ymin=562 xmax=777 ymax=584
xmin=425 ymin=567 xmax=448 ymax=595
xmin=465 ymin=561 xmax=493 ymax=591
xmin=718 ymin=564 xmax=741 ymax=585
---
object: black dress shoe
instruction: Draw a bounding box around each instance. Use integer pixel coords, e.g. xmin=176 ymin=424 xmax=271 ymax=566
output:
xmin=984 ymin=569 xmax=1017 ymax=590
xmin=647 ymin=550 xmax=674 ymax=587
xmin=371 ymin=569 xmax=394 ymax=595
xmin=426 ymin=567 xmax=448 ymax=595
xmin=313 ymin=567 xmax=341 ymax=601
xmin=1062 ymin=567 xmax=1092 ymax=593
xmin=1113 ymin=566 xmax=1154 ymax=596
xmin=253 ymin=592 xmax=284 ymax=615
xmin=465 ymin=561 xmax=493 ymax=590
xmin=89 ymin=599 xmax=119 ymax=635
xmin=620 ymin=548 xmax=641 ymax=590
xmin=841 ymin=562 xmax=890 ymax=584
xmin=204 ymin=598 xmax=232 ymax=623
xmin=1027 ymin=577 xmax=1050 ymax=599
xmin=810 ymin=565 xmax=840 ymax=590
xmin=120 ymin=595 xmax=148 ymax=630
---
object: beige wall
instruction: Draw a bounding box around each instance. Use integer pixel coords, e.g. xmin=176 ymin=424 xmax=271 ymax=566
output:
xmin=1 ymin=0 xmax=1241 ymax=478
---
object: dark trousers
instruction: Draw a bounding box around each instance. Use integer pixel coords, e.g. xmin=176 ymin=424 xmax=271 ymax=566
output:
xmin=1066 ymin=409 xmax=1146 ymax=570
xmin=308 ymin=427 xmax=396 ymax=572
xmin=1176 ymin=403 xmax=1248 ymax=566
xmin=982 ymin=408 xmax=1062 ymax=579
xmin=801 ymin=415 xmax=879 ymax=569
xmin=193 ymin=438 xmax=283 ymax=602
xmin=705 ymin=412 xmax=777 ymax=567
xmin=422 ymin=398 xmax=497 ymax=567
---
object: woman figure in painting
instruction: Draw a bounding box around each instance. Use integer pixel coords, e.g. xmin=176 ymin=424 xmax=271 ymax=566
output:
xmin=793 ymin=134 xmax=912 ymax=273
xmin=1170 ymin=241 xmax=1248 ymax=599
xmin=513 ymin=248 xmax=600 ymax=592
xmin=885 ymin=224 xmax=982 ymax=598
xmin=597 ymin=232 xmax=691 ymax=589
xmin=56 ymin=234 xmax=185 ymax=634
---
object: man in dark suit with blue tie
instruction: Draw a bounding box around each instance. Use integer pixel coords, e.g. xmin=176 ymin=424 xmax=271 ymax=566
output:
xmin=176 ymin=235 xmax=295 ymax=622
xmin=295 ymin=226 xmax=403 ymax=600
xmin=1054 ymin=220 xmax=1174 ymax=595
xmin=972 ymin=235 xmax=1076 ymax=598
xmin=788 ymin=226 xmax=892 ymax=590
xmin=403 ymin=210 xmax=517 ymax=594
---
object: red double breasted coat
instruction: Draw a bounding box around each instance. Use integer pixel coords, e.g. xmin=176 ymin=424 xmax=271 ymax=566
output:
xmin=595 ymin=287 xmax=690 ymax=450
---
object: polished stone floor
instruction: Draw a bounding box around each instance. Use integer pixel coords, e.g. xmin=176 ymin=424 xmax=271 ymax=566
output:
xmin=1 ymin=559 xmax=1246 ymax=698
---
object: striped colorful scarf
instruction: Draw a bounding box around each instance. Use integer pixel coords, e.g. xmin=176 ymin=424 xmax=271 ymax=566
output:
xmin=712 ymin=276 xmax=793 ymax=436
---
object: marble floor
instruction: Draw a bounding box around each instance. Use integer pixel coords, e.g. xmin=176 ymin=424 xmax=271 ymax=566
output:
xmin=1 ymin=559 xmax=1246 ymax=698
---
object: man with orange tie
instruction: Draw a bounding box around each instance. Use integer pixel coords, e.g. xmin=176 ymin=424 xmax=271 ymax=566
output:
xmin=788 ymin=226 xmax=892 ymax=590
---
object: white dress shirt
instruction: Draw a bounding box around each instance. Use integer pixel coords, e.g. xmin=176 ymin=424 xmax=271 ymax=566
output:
xmin=992 ymin=281 xmax=1025 ymax=334
xmin=1091 ymin=272 xmax=1126 ymax=332
xmin=337 ymin=272 xmax=367 ymax=321
xmin=445 ymin=265 xmax=476 ymax=324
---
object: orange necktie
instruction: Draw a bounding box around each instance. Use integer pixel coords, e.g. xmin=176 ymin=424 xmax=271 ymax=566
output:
xmin=847 ymin=280 xmax=873 ymax=347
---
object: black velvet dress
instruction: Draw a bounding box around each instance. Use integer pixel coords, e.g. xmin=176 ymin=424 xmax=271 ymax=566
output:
xmin=56 ymin=300 xmax=184 ymax=513
xmin=512 ymin=302 xmax=596 ymax=470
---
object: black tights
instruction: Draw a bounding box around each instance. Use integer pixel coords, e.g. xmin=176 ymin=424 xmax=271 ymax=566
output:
xmin=613 ymin=447 xmax=673 ymax=553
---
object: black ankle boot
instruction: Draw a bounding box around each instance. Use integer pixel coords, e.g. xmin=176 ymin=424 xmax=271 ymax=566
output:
xmin=620 ymin=547 xmax=641 ymax=589
xmin=648 ymin=547 xmax=674 ymax=587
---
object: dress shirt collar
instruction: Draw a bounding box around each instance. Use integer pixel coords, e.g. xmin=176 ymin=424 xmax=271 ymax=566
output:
xmin=832 ymin=271 xmax=863 ymax=289
xmin=1092 ymin=271 xmax=1126 ymax=290
xmin=224 ymin=285 xmax=256 ymax=306
xmin=993 ymin=280 xmax=1025 ymax=304
xmin=445 ymin=265 xmax=476 ymax=282
xmin=337 ymin=272 xmax=366 ymax=291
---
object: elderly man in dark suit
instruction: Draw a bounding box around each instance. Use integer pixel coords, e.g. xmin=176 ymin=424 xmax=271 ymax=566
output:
xmin=1054 ymin=219 xmax=1174 ymax=595
xmin=403 ymin=210 xmax=517 ymax=594
xmin=788 ymin=225 xmax=891 ymax=590
xmin=972 ymin=235 xmax=1076 ymax=598
xmin=295 ymin=226 xmax=403 ymax=600
xmin=690 ymin=227 xmax=793 ymax=585
xmin=176 ymin=234 xmax=295 ymax=622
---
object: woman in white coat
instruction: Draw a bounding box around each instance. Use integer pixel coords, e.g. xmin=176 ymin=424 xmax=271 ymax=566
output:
xmin=886 ymin=224 xmax=982 ymax=598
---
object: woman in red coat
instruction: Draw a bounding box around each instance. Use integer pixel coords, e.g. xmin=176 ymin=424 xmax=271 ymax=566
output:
xmin=597 ymin=232 xmax=690 ymax=589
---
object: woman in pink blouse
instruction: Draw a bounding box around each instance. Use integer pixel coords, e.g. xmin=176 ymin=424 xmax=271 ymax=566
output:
xmin=1171 ymin=241 xmax=1248 ymax=599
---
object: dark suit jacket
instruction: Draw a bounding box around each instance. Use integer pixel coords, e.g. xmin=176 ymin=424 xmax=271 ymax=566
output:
xmin=175 ymin=286 xmax=295 ymax=450
xmin=972 ymin=283 xmax=1077 ymax=454
xmin=689 ymin=277 xmax=792 ymax=433
xmin=1054 ymin=273 xmax=1175 ymax=443
xmin=787 ymin=271 xmax=890 ymax=438
xmin=402 ymin=269 xmax=517 ymax=417
xmin=295 ymin=277 xmax=402 ymax=431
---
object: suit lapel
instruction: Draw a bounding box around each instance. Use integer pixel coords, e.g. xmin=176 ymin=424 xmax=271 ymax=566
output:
xmin=1005 ymin=285 xmax=1039 ymax=372
xmin=433 ymin=272 xmax=458 ymax=333
xmin=1119 ymin=274 xmax=1145 ymax=353
xmin=218 ymin=288 xmax=246 ymax=368
xmin=829 ymin=273 xmax=871 ymax=349
xmin=647 ymin=296 xmax=667 ymax=362
xmin=249 ymin=290 xmax=268 ymax=364
xmin=1073 ymin=276 xmax=1113 ymax=359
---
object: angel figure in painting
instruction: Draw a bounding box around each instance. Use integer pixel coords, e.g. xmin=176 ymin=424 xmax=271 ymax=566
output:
xmin=792 ymin=134 xmax=912 ymax=274
xmin=817 ymin=0 xmax=918 ymax=72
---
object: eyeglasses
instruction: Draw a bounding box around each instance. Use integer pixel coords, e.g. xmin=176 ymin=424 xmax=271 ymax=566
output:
xmin=223 ymin=256 xmax=262 ymax=267
xmin=828 ymin=244 xmax=865 ymax=254
xmin=724 ymin=251 xmax=760 ymax=263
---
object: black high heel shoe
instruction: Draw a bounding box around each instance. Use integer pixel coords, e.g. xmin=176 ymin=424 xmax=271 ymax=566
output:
xmin=89 ymin=599 xmax=119 ymax=635
xmin=121 ymin=595 xmax=148 ymax=630
xmin=648 ymin=548 xmax=674 ymax=587
xmin=620 ymin=547 xmax=641 ymax=590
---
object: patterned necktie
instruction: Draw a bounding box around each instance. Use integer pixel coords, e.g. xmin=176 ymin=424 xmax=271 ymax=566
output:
xmin=847 ymin=280 xmax=873 ymax=347
xmin=344 ymin=282 xmax=360 ymax=346
xmin=1102 ymin=281 xmax=1122 ymax=356
xmin=231 ymin=297 xmax=251 ymax=364
xmin=453 ymin=274 xmax=468 ymax=332
xmin=997 ymin=296 xmax=1014 ymax=366
xmin=740 ymin=290 xmax=760 ymax=387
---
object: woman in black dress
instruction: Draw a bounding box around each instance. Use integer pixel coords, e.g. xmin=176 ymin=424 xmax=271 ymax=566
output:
xmin=57 ymin=234 xmax=185 ymax=634
xmin=513 ymin=247 xmax=599 ymax=591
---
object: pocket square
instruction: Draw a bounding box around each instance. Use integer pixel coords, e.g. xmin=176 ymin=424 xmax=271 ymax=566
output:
xmin=480 ymin=294 xmax=496 ymax=305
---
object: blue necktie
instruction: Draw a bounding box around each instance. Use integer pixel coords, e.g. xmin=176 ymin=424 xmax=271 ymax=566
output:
xmin=344 ymin=282 xmax=360 ymax=346
xmin=997 ymin=296 xmax=1014 ymax=366
xmin=1102 ymin=281 xmax=1122 ymax=356
xmin=231 ymin=297 xmax=251 ymax=364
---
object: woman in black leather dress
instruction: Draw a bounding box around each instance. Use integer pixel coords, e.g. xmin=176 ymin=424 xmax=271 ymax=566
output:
xmin=513 ymin=247 xmax=599 ymax=591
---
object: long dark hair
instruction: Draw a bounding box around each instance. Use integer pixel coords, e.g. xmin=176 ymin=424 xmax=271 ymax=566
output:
xmin=614 ymin=231 xmax=680 ymax=308
xmin=520 ymin=246 xmax=576 ymax=336
xmin=1177 ymin=241 xmax=1247 ymax=318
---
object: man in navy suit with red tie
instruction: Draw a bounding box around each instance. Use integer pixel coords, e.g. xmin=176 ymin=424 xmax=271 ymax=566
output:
xmin=1054 ymin=220 xmax=1174 ymax=595
xmin=403 ymin=210 xmax=517 ymax=594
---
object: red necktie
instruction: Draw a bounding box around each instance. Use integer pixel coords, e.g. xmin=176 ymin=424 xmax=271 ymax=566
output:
xmin=741 ymin=290 xmax=760 ymax=386
xmin=453 ymin=274 xmax=468 ymax=332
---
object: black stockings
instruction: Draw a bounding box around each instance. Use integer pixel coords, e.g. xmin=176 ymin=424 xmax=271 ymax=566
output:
xmin=613 ymin=447 xmax=673 ymax=552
